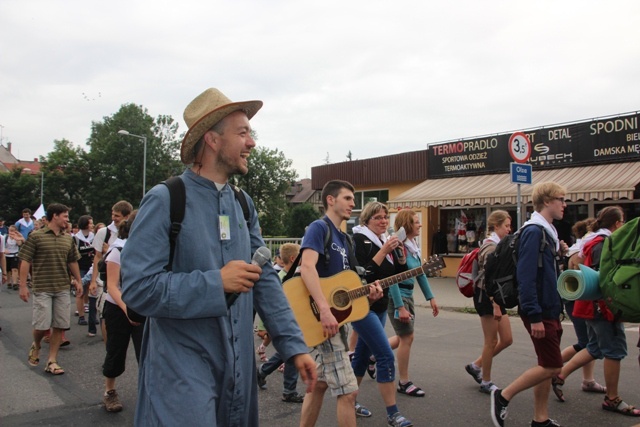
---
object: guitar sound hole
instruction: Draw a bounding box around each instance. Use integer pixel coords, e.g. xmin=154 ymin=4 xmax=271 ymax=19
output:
xmin=332 ymin=290 xmax=349 ymax=308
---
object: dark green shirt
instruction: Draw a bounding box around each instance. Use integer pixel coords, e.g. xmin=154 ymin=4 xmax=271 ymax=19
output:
xmin=18 ymin=227 xmax=80 ymax=292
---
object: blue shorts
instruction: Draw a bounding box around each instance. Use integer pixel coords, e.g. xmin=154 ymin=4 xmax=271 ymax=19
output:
xmin=585 ymin=319 xmax=627 ymax=360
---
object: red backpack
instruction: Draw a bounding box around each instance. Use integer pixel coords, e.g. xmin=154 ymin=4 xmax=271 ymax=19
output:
xmin=456 ymin=248 xmax=481 ymax=297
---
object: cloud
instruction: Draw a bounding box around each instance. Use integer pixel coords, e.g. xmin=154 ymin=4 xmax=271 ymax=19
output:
xmin=1 ymin=0 xmax=639 ymax=178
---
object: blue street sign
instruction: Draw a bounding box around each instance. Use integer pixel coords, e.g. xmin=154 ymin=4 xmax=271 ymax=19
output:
xmin=510 ymin=162 xmax=532 ymax=184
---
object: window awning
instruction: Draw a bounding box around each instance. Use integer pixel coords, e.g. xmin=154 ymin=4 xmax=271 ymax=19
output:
xmin=388 ymin=162 xmax=640 ymax=208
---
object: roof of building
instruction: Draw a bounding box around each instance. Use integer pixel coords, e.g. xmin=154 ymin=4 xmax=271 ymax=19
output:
xmin=286 ymin=178 xmax=316 ymax=203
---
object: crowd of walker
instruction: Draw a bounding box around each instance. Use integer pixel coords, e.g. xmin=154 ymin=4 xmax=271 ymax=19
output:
xmin=1 ymin=87 xmax=639 ymax=427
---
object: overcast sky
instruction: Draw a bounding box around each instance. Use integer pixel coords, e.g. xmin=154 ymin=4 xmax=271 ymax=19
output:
xmin=2 ymin=1 xmax=639 ymax=178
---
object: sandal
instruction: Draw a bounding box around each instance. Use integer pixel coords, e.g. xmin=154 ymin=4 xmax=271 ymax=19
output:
xmin=397 ymin=380 xmax=425 ymax=397
xmin=602 ymin=396 xmax=640 ymax=416
xmin=551 ymin=375 xmax=565 ymax=402
xmin=28 ymin=343 xmax=40 ymax=366
xmin=257 ymin=344 xmax=268 ymax=362
xmin=582 ymin=380 xmax=606 ymax=393
xmin=367 ymin=357 xmax=376 ymax=379
xmin=44 ymin=361 xmax=65 ymax=375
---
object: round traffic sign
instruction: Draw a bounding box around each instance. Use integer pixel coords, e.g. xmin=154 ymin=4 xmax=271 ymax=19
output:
xmin=508 ymin=132 xmax=531 ymax=163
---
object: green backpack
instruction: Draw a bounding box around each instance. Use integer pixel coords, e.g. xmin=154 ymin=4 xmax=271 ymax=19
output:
xmin=598 ymin=216 xmax=640 ymax=322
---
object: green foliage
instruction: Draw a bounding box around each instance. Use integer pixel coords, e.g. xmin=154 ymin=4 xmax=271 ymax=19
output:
xmin=234 ymin=146 xmax=297 ymax=236
xmin=84 ymin=104 xmax=182 ymax=222
xmin=286 ymin=203 xmax=320 ymax=238
xmin=0 ymin=168 xmax=39 ymax=222
xmin=41 ymin=139 xmax=90 ymax=221
xmin=0 ymin=103 xmax=183 ymax=225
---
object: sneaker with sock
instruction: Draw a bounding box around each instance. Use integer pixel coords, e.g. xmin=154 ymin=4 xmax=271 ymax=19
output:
xmin=387 ymin=411 xmax=413 ymax=427
xmin=103 ymin=389 xmax=123 ymax=412
xmin=490 ymin=388 xmax=508 ymax=427
xmin=480 ymin=382 xmax=498 ymax=394
xmin=355 ymin=402 xmax=372 ymax=417
xmin=531 ymin=419 xmax=561 ymax=427
xmin=465 ymin=363 xmax=482 ymax=384
xmin=281 ymin=392 xmax=305 ymax=403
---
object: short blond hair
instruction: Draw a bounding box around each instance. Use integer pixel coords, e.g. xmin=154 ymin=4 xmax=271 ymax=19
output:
xmin=279 ymin=243 xmax=300 ymax=264
xmin=531 ymin=181 xmax=567 ymax=212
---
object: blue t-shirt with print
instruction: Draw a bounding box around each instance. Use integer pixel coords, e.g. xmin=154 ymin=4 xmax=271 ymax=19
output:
xmin=301 ymin=217 xmax=352 ymax=278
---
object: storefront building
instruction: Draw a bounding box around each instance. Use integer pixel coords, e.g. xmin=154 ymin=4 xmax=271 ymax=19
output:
xmin=312 ymin=111 xmax=640 ymax=277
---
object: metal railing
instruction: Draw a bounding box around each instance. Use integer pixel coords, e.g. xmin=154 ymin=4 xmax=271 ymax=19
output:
xmin=263 ymin=238 xmax=302 ymax=257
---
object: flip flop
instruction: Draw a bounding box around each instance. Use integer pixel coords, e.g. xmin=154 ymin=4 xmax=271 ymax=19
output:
xmin=44 ymin=361 xmax=65 ymax=375
xmin=28 ymin=343 xmax=40 ymax=366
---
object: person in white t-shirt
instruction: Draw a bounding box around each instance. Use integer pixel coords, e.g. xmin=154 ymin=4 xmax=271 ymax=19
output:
xmin=101 ymin=210 xmax=143 ymax=412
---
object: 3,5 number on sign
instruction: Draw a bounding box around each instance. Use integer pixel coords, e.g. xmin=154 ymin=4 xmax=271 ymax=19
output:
xmin=508 ymin=132 xmax=531 ymax=163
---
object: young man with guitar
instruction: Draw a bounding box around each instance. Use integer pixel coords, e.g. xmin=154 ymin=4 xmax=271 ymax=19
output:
xmin=298 ymin=180 xmax=383 ymax=427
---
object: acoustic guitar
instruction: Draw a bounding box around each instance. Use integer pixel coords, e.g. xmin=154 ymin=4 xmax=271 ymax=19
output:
xmin=283 ymin=256 xmax=445 ymax=347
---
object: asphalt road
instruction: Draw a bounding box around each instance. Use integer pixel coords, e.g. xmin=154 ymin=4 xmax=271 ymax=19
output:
xmin=1 ymin=278 xmax=638 ymax=427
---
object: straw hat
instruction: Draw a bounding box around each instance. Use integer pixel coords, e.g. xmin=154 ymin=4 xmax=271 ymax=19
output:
xmin=180 ymin=88 xmax=263 ymax=164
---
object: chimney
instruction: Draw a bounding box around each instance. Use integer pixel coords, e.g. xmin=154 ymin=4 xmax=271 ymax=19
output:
xmin=7 ymin=142 xmax=11 ymax=152
xmin=34 ymin=158 xmax=38 ymax=162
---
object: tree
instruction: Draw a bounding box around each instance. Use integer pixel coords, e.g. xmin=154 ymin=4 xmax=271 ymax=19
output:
xmin=84 ymin=104 xmax=182 ymax=222
xmin=40 ymin=139 xmax=90 ymax=221
xmin=234 ymin=146 xmax=297 ymax=236
xmin=286 ymin=203 xmax=320 ymax=238
xmin=0 ymin=167 xmax=39 ymax=222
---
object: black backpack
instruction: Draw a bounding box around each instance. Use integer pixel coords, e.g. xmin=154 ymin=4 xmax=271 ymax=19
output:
xmin=98 ymin=247 xmax=122 ymax=289
xmin=484 ymin=224 xmax=552 ymax=308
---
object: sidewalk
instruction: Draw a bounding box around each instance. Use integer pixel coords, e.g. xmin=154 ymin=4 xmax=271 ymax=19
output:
xmin=422 ymin=276 xmax=474 ymax=310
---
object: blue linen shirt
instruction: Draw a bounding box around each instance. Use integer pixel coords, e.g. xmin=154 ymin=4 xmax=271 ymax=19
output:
xmin=121 ymin=169 xmax=308 ymax=427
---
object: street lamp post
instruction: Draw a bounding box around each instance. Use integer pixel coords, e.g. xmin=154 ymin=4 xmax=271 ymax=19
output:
xmin=118 ymin=130 xmax=147 ymax=197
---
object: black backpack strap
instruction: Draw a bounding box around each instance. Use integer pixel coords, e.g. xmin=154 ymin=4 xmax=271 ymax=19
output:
xmin=231 ymin=185 xmax=251 ymax=228
xmin=321 ymin=217 xmax=333 ymax=266
xmin=103 ymin=228 xmax=112 ymax=251
xmin=282 ymin=251 xmax=302 ymax=282
xmin=162 ymin=176 xmax=186 ymax=271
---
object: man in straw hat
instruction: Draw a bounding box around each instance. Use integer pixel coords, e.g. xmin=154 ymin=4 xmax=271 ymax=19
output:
xmin=121 ymin=88 xmax=316 ymax=426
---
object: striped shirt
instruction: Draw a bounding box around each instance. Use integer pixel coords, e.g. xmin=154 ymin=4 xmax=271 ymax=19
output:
xmin=18 ymin=227 xmax=80 ymax=292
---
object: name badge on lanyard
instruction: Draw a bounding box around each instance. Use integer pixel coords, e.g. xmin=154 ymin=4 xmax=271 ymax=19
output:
xmin=219 ymin=215 xmax=231 ymax=240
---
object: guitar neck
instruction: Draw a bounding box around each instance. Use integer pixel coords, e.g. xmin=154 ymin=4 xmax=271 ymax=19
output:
xmin=347 ymin=264 xmax=428 ymax=301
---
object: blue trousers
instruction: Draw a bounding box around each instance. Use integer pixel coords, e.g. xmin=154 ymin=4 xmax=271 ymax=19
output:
xmin=260 ymin=352 xmax=299 ymax=394
xmin=351 ymin=310 xmax=395 ymax=383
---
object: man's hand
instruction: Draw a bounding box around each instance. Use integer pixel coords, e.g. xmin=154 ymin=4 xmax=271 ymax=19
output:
xmin=220 ymin=260 xmax=261 ymax=294
xmin=74 ymin=280 xmax=83 ymax=298
xmin=319 ymin=307 xmax=339 ymax=338
xmin=530 ymin=321 xmax=545 ymax=339
xmin=367 ymin=281 xmax=383 ymax=302
xmin=293 ymin=353 xmax=317 ymax=394
xmin=19 ymin=285 xmax=30 ymax=302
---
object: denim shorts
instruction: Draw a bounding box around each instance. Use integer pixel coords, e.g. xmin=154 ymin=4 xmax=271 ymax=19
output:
xmin=585 ymin=319 xmax=627 ymax=360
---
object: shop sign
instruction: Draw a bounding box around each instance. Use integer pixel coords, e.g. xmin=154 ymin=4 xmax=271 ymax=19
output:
xmin=428 ymin=112 xmax=640 ymax=178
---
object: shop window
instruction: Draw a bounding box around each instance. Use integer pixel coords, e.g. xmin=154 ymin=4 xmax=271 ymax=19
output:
xmin=354 ymin=190 xmax=389 ymax=210
xmin=439 ymin=208 xmax=486 ymax=254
